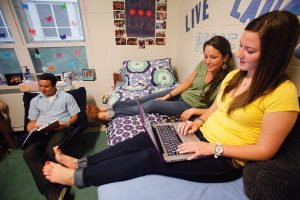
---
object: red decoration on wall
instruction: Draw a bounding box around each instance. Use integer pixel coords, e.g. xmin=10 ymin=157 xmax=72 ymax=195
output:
xmin=28 ymin=28 xmax=36 ymax=36
xmin=74 ymin=50 xmax=81 ymax=56
xmin=56 ymin=53 xmax=62 ymax=58
xmin=113 ymin=0 xmax=167 ymax=47
xmin=48 ymin=65 xmax=55 ymax=71
xmin=129 ymin=8 xmax=136 ymax=16
xmin=146 ymin=10 xmax=153 ymax=17
xmin=45 ymin=16 xmax=53 ymax=22
xmin=71 ymin=21 xmax=77 ymax=27
xmin=137 ymin=9 xmax=144 ymax=16
xmin=125 ymin=0 xmax=155 ymax=37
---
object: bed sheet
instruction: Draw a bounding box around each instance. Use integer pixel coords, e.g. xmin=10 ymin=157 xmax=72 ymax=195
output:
xmin=107 ymin=113 xmax=179 ymax=147
xmin=97 ymin=175 xmax=248 ymax=200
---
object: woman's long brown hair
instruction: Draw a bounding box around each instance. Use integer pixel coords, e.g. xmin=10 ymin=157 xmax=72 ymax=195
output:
xmin=222 ymin=11 xmax=300 ymax=115
xmin=200 ymin=36 xmax=235 ymax=105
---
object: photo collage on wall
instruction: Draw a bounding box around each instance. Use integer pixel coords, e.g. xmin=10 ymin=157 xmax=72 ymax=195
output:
xmin=113 ymin=0 xmax=167 ymax=48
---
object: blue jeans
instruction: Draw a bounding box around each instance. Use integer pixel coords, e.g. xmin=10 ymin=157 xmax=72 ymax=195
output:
xmin=113 ymin=89 xmax=192 ymax=117
xmin=75 ymin=131 xmax=242 ymax=187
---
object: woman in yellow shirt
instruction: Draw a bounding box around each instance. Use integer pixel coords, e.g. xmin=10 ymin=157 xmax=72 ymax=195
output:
xmin=178 ymin=11 xmax=299 ymax=166
xmin=42 ymin=11 xmax=299 ymax=188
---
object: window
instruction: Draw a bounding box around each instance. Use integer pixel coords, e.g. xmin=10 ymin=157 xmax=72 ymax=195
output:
xmin=0 ymin=7 xmax=14 ymax=43
xmin=0 ymin=49 xmax=22 ymax=74
xmin=12 ymin=0 xmax=84 ymax=42
xmin=28 ymin=46 xmax=87 ymax=75
xmin=0 ymin=0 xmax=89 ymax=87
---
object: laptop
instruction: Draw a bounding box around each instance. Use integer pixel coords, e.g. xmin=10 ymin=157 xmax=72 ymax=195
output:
xmin=136 ymin=98 xmax=200 ymax=163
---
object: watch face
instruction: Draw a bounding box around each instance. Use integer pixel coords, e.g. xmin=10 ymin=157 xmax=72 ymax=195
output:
xmin=214 ymin=144 xmax=223 ymax=158
xmin=216 ymin=145 xmax=223 ymax=153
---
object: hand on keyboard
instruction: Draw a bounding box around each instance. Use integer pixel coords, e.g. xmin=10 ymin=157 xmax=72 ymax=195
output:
xmin=177 ymin=121 xmax=198 ymax=135
xmin=177 ymin=141 xmax=214 ymax=160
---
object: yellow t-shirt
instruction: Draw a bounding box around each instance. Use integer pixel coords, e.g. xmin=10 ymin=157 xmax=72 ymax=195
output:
xmin=200 ymin=70 xmax=299 ymax=165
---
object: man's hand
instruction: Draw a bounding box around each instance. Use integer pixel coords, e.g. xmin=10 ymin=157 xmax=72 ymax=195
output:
xmin=27 ymin=121 xmax=38 ymax=133
xmin=51 ymin=122 xmax=69 ymax=132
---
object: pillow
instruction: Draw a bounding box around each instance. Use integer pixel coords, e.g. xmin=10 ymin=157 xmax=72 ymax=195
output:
xmin=119 ymin=68 xmax=128 ymax=85
xmin=121 ymin=58 xmax=176 ymax=87
xmin=150 ymin=58 xmax=175 ymax=87
xmin=243 ymin=113 xmax=300 ymax=200
xmin=122 ymin=60 xmax=152 ymax=87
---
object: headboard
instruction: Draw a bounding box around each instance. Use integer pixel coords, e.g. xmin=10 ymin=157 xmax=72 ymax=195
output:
xmin=113 ymin=73 xmax=122 ymax=87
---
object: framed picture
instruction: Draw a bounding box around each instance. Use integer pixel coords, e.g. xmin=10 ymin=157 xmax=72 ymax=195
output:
xmin=82 ymin=69 xmax=96 ymax=81
xmin=4 ymin=73 xmax=23 ymax=86
xmin=55 ymin=74 xmax=63 ymax=81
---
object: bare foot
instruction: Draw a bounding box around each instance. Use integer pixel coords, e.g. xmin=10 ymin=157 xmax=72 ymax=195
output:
xmin=86 ymin=105 xmax=99 ymax=120
xmin=99 ymin=106 xmax=108 ymax=112
xmin=53 ymin=146 xmax=78 ymax=169
xmin=43 ymin=162 xmax=75 ymax=186
xmin=98 ymin=111 xmax=109 ymax=121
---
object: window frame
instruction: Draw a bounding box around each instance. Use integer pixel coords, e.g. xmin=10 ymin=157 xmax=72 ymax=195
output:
xmin=25 ymin=0 xmax=84 ymax=41
xmin=0 ymin=0 xmax=90 ymax=88
xmin=0 ymin=7 xmax=14 ymax=42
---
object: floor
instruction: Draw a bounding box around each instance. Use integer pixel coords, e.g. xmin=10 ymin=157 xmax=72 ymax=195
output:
xmin=0 ymin=124 xmax=107 ymax=200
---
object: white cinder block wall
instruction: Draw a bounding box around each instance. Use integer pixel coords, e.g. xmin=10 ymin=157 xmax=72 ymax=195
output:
xmin=174 ymin=0 xmax=300 ymax=95
xmin=81 ymin=0 xmax=300 ymax=105
xmin=76 ymin=0 xmax=180 ymax=106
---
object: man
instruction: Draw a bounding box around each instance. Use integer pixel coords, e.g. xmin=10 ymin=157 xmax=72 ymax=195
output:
xmin=23 ymin=73 xmax=80 ymax=200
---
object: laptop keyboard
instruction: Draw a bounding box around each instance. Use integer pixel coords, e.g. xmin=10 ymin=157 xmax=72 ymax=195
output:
xmin=156 ymin=125 xmax=183 ymax=156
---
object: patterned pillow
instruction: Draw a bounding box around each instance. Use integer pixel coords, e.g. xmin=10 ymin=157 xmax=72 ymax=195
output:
xmin=119 ymin=68 xmax=128 ymax=85
xmin=150 ymin=58 xmax=175 ymax=87
xmin=122 ymin=60 xmax=152 ymax=86
xmin=121 ymin=58 xmax=176 ymax=87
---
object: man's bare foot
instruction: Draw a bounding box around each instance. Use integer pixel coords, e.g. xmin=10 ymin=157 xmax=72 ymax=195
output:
xmin=43 ymin=162 xmax=75 ymax=186
xmin=53 ymin=146 xmax=78 ymax=169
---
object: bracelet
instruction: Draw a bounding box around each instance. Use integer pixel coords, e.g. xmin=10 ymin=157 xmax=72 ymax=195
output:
xmin=195 ymin=117 xmax=205 ymax=123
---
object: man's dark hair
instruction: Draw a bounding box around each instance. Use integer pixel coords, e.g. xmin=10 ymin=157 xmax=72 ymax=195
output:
xmin=38 ymin=73 xmax=57 ymax=86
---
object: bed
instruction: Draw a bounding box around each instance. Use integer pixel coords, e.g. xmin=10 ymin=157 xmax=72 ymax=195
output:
xmin=98 ymin=58 xmax=300 ymax=200
xmin=106 ymin=58 xmax=179 ymax=147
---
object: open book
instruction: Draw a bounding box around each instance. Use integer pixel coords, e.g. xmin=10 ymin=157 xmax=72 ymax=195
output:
xmin=22 ymin=120 xmax=59 ymax=149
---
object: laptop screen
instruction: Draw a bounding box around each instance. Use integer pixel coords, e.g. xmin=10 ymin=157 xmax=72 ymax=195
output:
xmin=135 ymin=98 xmax=160 ymax=149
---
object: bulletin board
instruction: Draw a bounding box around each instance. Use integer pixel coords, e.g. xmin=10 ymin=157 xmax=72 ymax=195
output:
xmin=113 ymin=0 xmax=167 ymax=48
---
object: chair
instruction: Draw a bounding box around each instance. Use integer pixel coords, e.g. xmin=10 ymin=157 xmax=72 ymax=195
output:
xmin=0 ymin=100 xmax=16 ymax=149
xmin=23 ymin=87 xmax=88 ymax=157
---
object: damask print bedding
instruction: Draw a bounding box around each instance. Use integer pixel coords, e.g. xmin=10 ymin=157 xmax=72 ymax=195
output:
xmin=106 ymin=58 xmax=179 ymax=147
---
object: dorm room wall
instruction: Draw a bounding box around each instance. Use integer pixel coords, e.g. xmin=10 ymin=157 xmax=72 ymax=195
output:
xmin=174 ymin=0 xmax=300 ymax=95
xmin=76 ymin=0 xmax=181 ymax=106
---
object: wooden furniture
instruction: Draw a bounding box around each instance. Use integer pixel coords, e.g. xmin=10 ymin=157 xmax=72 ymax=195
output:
xmin=0 ymin=101 xmax=16 ymax=149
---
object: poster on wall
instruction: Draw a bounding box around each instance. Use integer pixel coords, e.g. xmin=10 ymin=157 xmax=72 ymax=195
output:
xmin=113 ymin=0 xmax=167 ymax=48
xmin=125 ymin=0 xmax=155 ymax=37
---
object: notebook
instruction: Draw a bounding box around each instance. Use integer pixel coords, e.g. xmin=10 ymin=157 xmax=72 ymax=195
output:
xmin=136 ymin=98 xmax=200 ymax=163
xmin=22 ymin=120 xmax=59 ymax=149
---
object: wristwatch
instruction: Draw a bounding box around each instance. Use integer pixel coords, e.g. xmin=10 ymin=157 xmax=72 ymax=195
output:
xmin=214 ymin=143 xmax=223 ymax=158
